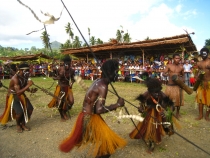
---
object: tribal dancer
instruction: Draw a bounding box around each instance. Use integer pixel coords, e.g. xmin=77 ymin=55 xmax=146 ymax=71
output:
xmin=48 ymin=55 xmax=75 ymax=121
xmin=163 ymin=54 xmax=185 ymax=118
xmin=0 ymin=63 xmax=34 ymax=133
xmin=129 ymin=78 xmax=180 ymax=153
xmin=195 ymin=48 xmax=210 ymax=121
xmin=59 ymin=59 xmax=126 ymax=158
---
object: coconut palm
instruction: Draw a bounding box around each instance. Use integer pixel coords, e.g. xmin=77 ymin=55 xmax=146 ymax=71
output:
xmin=60 ymin=44 xmax=64 ymax=49
xmin=144 ymin=36 xmax=150 ymax=41
xmin=65 ymin=22 xmax=74 ymax=47
xmin=83 ymin=43 xmax=88 ymax=47
xmin=72 ymin=36 xmax=82 ymax=48
xmin=90 ymin=36 xmax=97 ymax=46
xmin=116 ymin=29 xmax=122 ymax=43
xmin=123 ymin=32 xmax=131 ymax=43
xmin=40 ymin=31 xmax=50 ymax=50
xmin=96 ymin=38 xmax=103 ymax=45
xmin=64 ymin=40 xmax=71 ymax=48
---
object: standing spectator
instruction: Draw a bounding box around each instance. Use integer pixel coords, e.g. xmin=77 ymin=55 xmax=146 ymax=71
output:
xmin=183 ymin=60 xmax=192 ymax=86
xmin=163 ymin=54 xmax=184 ymax=119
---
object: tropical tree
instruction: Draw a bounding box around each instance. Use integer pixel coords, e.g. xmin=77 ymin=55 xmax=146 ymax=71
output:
xmin=60 ymin=44 xmax=64 ymax=49
xmin=64 ymin=40 xmax=71 ymax=48
xmin=123 ymin=32 xmax=131 ymax=43
xmin=83 ymin=43 xmax=88 ymax=47
xmin=116 ymin=25 xmax=124 ymax=43
xmin=40 ymin=31 xmax=50 ymax=50
xmin=90 ymin=36 xmax=97 ymax=46
xmin=30 ymin=46 xmax=37 ymax=53
xmin=144 ymin=36 xmax=150 ymax=41
xmin=72 ymin=36 xmax=82 ymax=48
xmin=65 ymin=22 xmax=74 ymax=47
xmin=96 ymin=38 xmax=103 ymax=45
xmin=116 ymin=29 xmax=122 ymax=43
xmin=205 ymin=39 xmax=210 ymax=50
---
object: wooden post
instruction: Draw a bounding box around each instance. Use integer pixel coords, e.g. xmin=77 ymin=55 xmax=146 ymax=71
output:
xmin=86 ymin=53 xmax=88 ymax=63
xmin=142 ymin=49 xmax=145 ymax=67
xmin=110 ymin=52 xmax=112 ymax=59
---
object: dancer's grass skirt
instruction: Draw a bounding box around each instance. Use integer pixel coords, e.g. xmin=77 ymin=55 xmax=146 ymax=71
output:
xmin=59 ymin=112 xmax=126 ymax=157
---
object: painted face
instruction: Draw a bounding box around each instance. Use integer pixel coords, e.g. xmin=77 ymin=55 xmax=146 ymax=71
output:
xmin=64 ymin=62 xmax=70 ymax=69
xmin=201 ymin=51 xmax=208 ymax=59
xmin=23 ymin=69 xmax=30 ymax=78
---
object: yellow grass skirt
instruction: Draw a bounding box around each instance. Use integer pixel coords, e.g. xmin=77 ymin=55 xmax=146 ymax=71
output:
xmin=196 ymin=81 xmax=210 ymax=106
xmin=48 ymin=85 xmax=73 ymax=109
xmin=0 ymin=94 xmax=26 ymax=125
xmin=59 ymin=112 xmax=127 ymax=157
xmin=165 ymin=85 xmax=184 ymax=106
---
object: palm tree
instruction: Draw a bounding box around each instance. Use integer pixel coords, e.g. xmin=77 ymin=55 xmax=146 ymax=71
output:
xmin=116 ymin=29 xmax=122 ymax=43
xmin=123 ymin=31 xmax=131 ymax=43
xmin=72 ymin=36 xmax=82 ymax=48
xmin=64 ymin=40 xmax=71 ymax=48
xmin=83 ymin=43 xmax=88 ymax=47
xmin=40 ymin=31 xmax=50 ymax=50
xmin=96 ymin=38 xmax=103 ymax=45
xmin=65 ymin=22 xmax=74 ymax=47
xmin=144 ymin=36 xmax=150 ymax=41
xmin=60 ymin=44 xmax=64 ymax=49
xmin=90 ymin=36 xmax=97 ymax=46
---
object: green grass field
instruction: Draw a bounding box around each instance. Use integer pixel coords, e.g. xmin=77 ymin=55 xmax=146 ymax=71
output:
xmin=0 ymin=77 xmax=196 ymax=120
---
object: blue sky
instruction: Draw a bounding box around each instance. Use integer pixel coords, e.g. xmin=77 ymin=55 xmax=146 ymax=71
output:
xmin=0 ymin=0 xmax=209 ymax=51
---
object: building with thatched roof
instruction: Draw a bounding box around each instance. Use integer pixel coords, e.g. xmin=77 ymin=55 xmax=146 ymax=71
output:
xmin=61 ymin=34 xmax=197 ymax=65
xmin=0 ymin=53 xmax=52 ymax=62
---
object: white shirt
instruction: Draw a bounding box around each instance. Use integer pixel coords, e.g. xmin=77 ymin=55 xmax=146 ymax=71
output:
xmin=183 ymin=64 xmax=192 ymax=72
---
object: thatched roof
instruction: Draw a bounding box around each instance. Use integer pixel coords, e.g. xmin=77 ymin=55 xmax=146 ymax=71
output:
xmin=61 ymin=34 xmax=197 ymax=58
xmin=0 ymin=53 xmax=52 ymax=62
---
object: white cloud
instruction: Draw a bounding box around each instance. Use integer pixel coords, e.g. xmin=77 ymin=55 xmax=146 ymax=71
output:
xmin=175 ymin=4 xmax=182 ymax=13
xmin=0 ymin=0 xmax=202 ymax=50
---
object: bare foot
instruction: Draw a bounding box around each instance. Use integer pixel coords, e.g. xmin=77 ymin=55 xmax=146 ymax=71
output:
xmin=176 ymin=113 xmax=181 ymax=119
xmin=22 ymin=125 xmax=30 ymax=131
xmin=195 ymin=116 xmax=203 ymax=120
xmin=63 ymin=114 xmax=69 ymax=120
xmin=146 ymin=147 xmax=154 ymax=154
xmin=17 ymin=126 xmax=23 ymax=133
xmin=205 ymin=117 xmax=210 ymax=121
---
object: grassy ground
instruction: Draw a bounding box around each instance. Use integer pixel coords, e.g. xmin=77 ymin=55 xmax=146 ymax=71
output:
xmin=0 ymin=77 xmax=210 ymax=158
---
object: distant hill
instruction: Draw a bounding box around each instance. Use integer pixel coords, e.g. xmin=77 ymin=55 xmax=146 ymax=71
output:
xmin=50 ymin=41 xmax=61 ymax=49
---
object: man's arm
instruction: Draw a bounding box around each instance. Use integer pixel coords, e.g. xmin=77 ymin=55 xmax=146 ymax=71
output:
xmin=95 ymin=86 xmax=124 ymax=114
xmin=12 ymin=78 xmax=33 ymax=95
xmin=70 ymin=69 xmax=75 ymax=88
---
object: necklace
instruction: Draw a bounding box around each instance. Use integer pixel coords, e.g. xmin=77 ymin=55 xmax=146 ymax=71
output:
xmin=150 ymin=95 xmax=159 ymax=104
xmin=17 ymin=75 xmax=25 ymax=87
xmin=150 ymin=95 xmax=163 ymax=113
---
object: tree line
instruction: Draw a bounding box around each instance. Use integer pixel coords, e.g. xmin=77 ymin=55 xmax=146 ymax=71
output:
xmin=1 ymin=22 xmax=210 ymax=61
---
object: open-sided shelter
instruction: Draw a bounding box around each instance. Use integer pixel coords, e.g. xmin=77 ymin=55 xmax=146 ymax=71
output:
xmin=61 ymin=34 xmax=197 ymax=66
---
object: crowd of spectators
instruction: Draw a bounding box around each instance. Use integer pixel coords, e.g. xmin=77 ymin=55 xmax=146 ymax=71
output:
xmin=0 ymin=56 xmax=198 ymax=87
